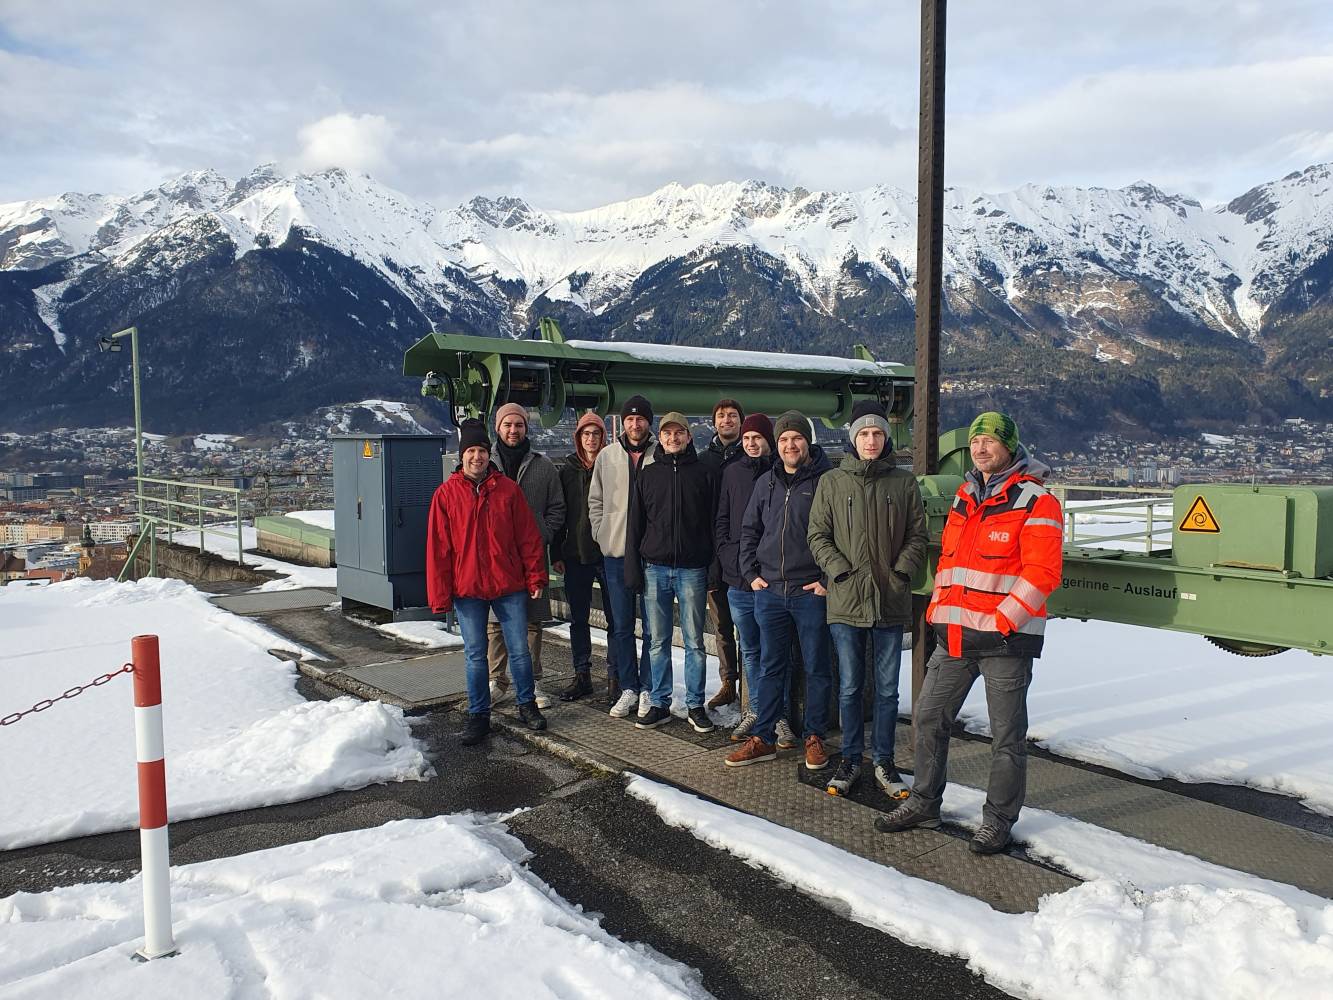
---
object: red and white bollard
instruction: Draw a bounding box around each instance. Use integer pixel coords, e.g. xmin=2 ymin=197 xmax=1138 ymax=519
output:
xmin=132 ymin=634 xmax=175 ymax=960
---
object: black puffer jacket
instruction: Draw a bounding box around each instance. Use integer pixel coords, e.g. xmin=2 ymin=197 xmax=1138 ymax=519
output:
xmin=738 ymin=445 xmax=833 ymax=595
xmin=715 ymin=452 xmax=774 ymax=590
xmin=552 ymin=458 xmax=601 ymax=566
xmin=625 ymin=442 xmax=719 ymax=590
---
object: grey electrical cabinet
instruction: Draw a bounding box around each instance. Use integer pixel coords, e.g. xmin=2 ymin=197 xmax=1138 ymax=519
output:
xmin=333 ymin=434 xmax=446 ymax=615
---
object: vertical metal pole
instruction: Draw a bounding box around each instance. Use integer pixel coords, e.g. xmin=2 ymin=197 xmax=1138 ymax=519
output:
xmin=911 ymin=0 xmax=947 ymax=736
xmin=197 ymin=487 xmax=204 ymax=554
xmin=130 ymin=327 xmax=145 ymax=531
xmin=131 ymin=633 xmax=175 ymax=960
xmin=149 ymin=530 xmax=157 ymax=578
xmin=236 ymin=494 xmax=244 ymax=566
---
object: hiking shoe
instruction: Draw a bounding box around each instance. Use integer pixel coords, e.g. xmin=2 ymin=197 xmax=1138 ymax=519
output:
xmin=706 ymin=678 xmax=737 ymax=710
xmin=460 ymin=712 xmax=490 ymax=746
xmin=874 ymin=763 xmax=910 ymax=800
xmin=637 ymin=690 xmax=652 ymax=718
xmin=826 ymin=758 xmax=862 ymax=796
xmin=559 ymin=672 xmax=594 ymax=702
xmin=804 ymin=734 xmax=829 ymax=771
xmin=730 ymin=711 xmax=758 ymax=742
xmin=969 ymin=823 xmax=1011 ymax=855
xmin=489 ymin=681 xmax=512 ymax=707
xmin=609 ymin=690 xmax=638 ymax=718
xmin=725 ymin=736 xmax=778 ymax=767
xmin=517 ymin=701 xmax=547 ymax=731
xmin=533 ymin=686 xmax=553 ymax=710
xmin=635 ymin=705 xmax=673 ymax=729
xmin=687 ymin=707 xmax=715 ymax=733
xmin=774 ymin=718 xmax=796 ymax=749
xmin=873 ymin=800 xmax=942 ymax=834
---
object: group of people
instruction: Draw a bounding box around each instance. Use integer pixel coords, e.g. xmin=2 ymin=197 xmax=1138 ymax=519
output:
xmin=426 ymin=397 xmax=1062 ymax=854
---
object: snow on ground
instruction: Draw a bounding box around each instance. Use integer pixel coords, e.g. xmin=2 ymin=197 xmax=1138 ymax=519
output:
xmin=0 ymin=578 xmax=428 ymax=850
xmin=354 ymin=617 xmax=463 ymax=649
xmin=630 ymin=777 xmax=1333 ymax=1000
xmin=0 ymin=815 xmax=710 ymax=1000
xmin=899 ymin=617 xmax=1333 ymax=816
xmin=164 ymin=524 xmax=336 ymax=591
xmin=284 ymin=508 xmax=334 ymax=530
xmin=545 ymin=623 xmax=740 ymax=726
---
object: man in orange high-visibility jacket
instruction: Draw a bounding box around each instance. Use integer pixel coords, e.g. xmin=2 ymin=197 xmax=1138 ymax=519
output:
xmin=875 ymin=412 xmax=1063 ymax=855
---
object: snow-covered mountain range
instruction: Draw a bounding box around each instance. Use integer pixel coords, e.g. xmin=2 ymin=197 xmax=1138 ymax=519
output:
xmin=1 ymin=163 xmax=1329 ymax=441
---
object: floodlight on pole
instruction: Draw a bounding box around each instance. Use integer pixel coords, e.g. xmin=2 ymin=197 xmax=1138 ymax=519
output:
xmin=101 ymin=326 xmax=144 ymax=529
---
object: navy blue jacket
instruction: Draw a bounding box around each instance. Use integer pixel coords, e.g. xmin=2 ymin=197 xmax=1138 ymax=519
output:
xmin=715 ymin=452 xmax=774 ymax=590
xmin=738 ymin=445 xmax=833 ymax=595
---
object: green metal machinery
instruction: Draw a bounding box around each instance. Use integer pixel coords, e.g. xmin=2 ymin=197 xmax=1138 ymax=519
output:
xmin=402 ymin=328 xmax=1332 ymax=658
xmin=403 ymin=318 xmax=916 ymax=451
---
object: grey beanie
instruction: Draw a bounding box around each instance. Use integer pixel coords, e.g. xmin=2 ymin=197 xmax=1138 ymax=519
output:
xmin=849 ymin=399 xmax=890 ymax=443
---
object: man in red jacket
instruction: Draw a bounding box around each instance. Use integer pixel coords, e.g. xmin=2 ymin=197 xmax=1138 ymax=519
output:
xmin=427 ymin=418 xmax=549 ymax=745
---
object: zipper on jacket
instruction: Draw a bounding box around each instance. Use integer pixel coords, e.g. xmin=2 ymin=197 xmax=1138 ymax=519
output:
xmin=779 ymin=481 xmax=791 ymax=584
xmin=846 ymin=495 xmax=853 ymax=537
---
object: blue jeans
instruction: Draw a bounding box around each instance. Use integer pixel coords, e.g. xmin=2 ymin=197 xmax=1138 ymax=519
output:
xmin=455 ymin=590 xmax=534 ymax=714
xmin=603 ymin=555 xmax=652 ymax=694
xmin=726 ymin=587 xmax=761 ymax=700
xmin=753 ymin=587 xmax=832 ymax=744
xmin=563 ymin=558 xmax=615 ymax=674
xmin=643 ymin=563 xmax=709 ymax=709
xmin=830 ymin=623 xmax=904 ymax=765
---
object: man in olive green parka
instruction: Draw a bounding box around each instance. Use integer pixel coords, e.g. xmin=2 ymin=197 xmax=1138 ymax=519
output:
xmin=808 ymin=400 xmax=929 ymax=798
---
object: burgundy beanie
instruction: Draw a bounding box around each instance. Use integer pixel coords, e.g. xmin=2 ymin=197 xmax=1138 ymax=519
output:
xmin=740 ymin=413 xmax=775 ymax=452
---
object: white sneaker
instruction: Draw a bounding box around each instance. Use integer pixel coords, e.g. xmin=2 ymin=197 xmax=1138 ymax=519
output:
xmin=533 ymin=686 xmax=553 ymax=710
xmin=609 ymin=690 xmax=638 ymax=718
xmin=489 ymin=681 xmax=513 ymax=707
xmin=637 ymin=690 xmax=652 ymax=719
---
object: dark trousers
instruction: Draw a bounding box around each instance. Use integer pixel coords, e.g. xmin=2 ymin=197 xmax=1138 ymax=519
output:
xmin=602 ymin=555 xmax=653 ymax=694
xmin=563 ymin=558 xmax=615 ymax=674
xmin=706 ymin=590 xmax=738 ymax=684
xmin=911 ymin=646 xmax=1034 ymax=831
xmin=752 ymin=587 xmax=832 ymax=745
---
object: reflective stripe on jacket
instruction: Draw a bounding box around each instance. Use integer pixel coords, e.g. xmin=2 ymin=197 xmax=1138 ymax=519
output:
xmin=926 ymin=462 xmax=1063 ymax=658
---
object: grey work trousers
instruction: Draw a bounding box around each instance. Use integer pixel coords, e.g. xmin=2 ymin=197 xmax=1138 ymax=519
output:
xmin=911 ymin=645 xmax=1034 ymax=831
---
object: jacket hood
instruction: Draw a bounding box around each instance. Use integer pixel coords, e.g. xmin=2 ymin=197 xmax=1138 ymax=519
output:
xmin=572 ymin=412 xmax=608 ymax=469
xmin=652 ymin=440 xmax=699 ymax=464
xmin=778 ymin=443 xmax=832 ymax=484
xmin=838 ymin=451 xmax=897 ymax=476
xmin=966 ymin=444 xmax=1051 ymax=499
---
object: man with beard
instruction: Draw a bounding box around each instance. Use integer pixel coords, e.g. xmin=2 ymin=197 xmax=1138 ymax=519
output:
xmin=698 ymin=398 xmax=744 ymax=709
xmin=589 ymin=395 xmax=657 ymax=720
xmin=486 ymin=402 xmax=565 ymax=710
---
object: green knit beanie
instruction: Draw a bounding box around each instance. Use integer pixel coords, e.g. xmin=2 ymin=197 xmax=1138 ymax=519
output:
xmin=968 ymin=411 xmax=1019 ymax=454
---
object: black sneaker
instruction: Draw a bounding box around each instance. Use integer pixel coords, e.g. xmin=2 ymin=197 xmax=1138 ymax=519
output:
xmin=873 ymin=800 xmax=942 ymax=834
xmin=635 ymin=705 xmax=673 ymax=729
xmin=559 ymin=672 xmax=594 ymax=702
xmin=826 ymin=758 xmax=861 ymax=797
xmin=687 ymin=707 xmax=715 ymax=733
xmin=460 ymin=712 xmax=490 ymax=746
xmin=969 ymin=823 xmax=1011 ymax=855
xmin=517 ymin=701 xmax=547 ymax=732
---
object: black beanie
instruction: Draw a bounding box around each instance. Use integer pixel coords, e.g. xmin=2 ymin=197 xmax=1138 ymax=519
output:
xmin=850 ymin=399 xmax=887 ymax=422
xmin=458 ymin=418 xmax=490 ymax=453
xmin=621 ymin=394 xmax=654 ymax=423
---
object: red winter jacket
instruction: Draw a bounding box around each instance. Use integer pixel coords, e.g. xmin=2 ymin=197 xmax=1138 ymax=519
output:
xmin=426 ymin=468 xmax=546 ymax=613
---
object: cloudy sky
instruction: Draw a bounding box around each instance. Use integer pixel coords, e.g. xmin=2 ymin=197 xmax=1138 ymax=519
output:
xmin=3 ymin=1 xmax=1332 ymax=210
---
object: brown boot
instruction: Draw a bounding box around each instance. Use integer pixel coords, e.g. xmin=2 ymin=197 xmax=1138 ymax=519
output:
xmin=706 ymin=677 xmax=737 ymax=710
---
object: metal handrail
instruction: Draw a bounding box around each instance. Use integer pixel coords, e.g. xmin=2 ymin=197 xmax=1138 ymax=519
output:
xmin=129 ymin=476 xmax=247 ymax=573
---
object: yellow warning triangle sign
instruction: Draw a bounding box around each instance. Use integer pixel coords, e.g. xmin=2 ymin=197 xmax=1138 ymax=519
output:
xmin=1179 ymin=495 xmax=1220 ymax=533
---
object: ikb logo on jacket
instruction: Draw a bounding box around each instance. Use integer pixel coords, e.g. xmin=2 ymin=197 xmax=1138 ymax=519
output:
xmin=927 ymin=460 xmax=1063 ymax=658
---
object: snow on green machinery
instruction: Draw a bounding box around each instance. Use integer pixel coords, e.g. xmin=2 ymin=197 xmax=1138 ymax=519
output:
xmin=403 ymin=328 xmax=1332 ymax=658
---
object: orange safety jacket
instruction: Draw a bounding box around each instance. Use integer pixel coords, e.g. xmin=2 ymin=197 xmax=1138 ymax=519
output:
xmin=927 ymin=465 xmax=1063 ymax=658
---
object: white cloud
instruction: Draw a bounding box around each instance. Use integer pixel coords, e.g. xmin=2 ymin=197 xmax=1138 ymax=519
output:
xmin=294 ymin=113 xmax=396 ymax=175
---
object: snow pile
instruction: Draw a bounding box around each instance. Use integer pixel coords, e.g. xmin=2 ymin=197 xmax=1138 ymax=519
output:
xmin=0 ymin=815 xmax=710 ymax=1000
xmin=900 ymin=617 xmax=1333 ymax=815
xmin=374 ymin=620 xmax=464 ymax=649
xmin=284 ymin=508 xmax=335 ymax=530
xmin=630 ymin=778 xmax=1333 ymax=1000
xmin=0 ymin=578 xmax=428 ymax=849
